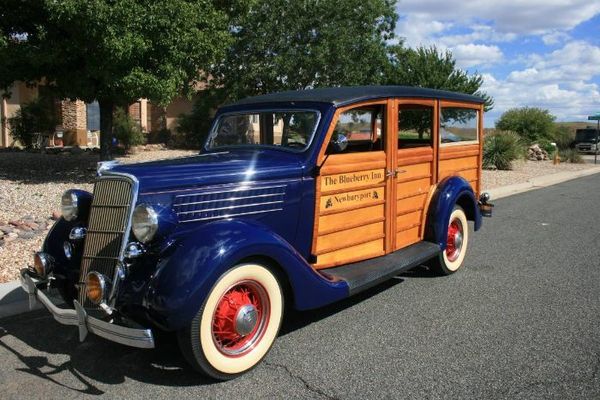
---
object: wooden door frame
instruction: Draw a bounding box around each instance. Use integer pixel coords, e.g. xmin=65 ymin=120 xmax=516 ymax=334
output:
xmin=312 ymin=99 xmax=394 ymax=265
xmin=438 ymin=100 xmax=484 ymax=196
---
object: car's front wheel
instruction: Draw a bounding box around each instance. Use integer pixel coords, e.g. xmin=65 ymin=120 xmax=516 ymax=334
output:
xmin=178 ymin=263 xmax=284 ymax=380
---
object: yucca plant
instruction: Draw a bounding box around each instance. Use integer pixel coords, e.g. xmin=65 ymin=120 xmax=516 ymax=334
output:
xmin=559 ymin=148 xmax=584 ymax=164
xmin=483 ymin=130 xmax=524 ymax=170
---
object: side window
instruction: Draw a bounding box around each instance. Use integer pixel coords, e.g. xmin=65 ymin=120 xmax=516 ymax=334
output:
xmin=440 ymin=107 xmax=479 ymax=145
xmin=398 ymin=105 xmax=433 ymax=149
xmin=327 ymin=106 xmax=384 ymax=154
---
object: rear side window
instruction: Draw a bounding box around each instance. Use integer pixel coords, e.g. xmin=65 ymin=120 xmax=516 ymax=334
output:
xmin=440 ymin=108 xmax=479 ymax=145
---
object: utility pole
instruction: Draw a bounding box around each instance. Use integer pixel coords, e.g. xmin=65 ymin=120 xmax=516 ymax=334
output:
xmin=589 ymin=113 xmax=600 ymax=165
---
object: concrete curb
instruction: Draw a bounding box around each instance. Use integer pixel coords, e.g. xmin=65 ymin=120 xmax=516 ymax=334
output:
xmin=0 ymin=280 xmax=41 ymax=319
xmin=487 ymin=166 xmax=600 ymax=200
xmin=2 ymin=166 xmax=600 ymax=319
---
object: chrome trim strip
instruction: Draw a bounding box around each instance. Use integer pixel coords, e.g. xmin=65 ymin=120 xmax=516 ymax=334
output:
xmin=181 ymin=208 xmax=283 ymax=223
xmin=174 ymin=184 xmax=287 ymax=198
xmin=176 ymin=200 xmax=284 ymax=215
xmin=174 ymin=192 xmax=285 ymax=207
xmin=20 ymin=270 xmax=155 ymax=349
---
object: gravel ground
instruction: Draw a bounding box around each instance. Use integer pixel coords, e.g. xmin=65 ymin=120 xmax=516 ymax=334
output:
xmin=0 ymin=149 xmax=197 ymax=282
xmin=0 ymin=150 xmax=594 ymax=283
xmin=481 ymin=159 xmax=594 ymax=190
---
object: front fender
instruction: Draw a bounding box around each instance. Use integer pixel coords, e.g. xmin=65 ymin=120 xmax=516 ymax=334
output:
xmin=144 ymin=219 xmax=348 ymax=331
xmin=426 ymin=176 xmax=482 ymax=249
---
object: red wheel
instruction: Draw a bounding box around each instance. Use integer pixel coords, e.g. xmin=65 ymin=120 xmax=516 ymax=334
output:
xmin=178 ymin=263 xmax=284 ymax=379
xmin=211 ymin=280 xmax=270 ymax=357
xmin=429 ymin=206 xmax=469 ymax=275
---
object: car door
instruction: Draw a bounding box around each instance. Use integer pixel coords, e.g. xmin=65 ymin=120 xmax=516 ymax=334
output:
xmin=311 ymin=100 xmax=396 ymax=269
xmin=392 ymin=99 xmax=438 ymax=250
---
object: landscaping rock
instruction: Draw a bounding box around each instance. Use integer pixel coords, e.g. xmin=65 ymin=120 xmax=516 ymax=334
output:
xmin=527 ymin=144 xmax=549 ymax=161
xmin=17 ymin=231 xmax=36 ymax=240
xmin=0 ymin=225 xmax=14 ymax=234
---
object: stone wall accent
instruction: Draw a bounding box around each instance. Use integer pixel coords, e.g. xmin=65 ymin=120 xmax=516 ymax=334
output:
xmin=60 ymin=100 xmax=87 ymax=146
xmin=60 ymin=100 xmax=87 ymax=131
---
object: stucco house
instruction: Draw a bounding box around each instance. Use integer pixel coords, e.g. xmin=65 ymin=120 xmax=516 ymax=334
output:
xmin=0 ymin=81 xmax=196 ymax=148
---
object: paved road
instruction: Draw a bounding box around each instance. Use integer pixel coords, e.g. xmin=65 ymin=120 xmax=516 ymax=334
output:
xmin=1 ymin=175 xmax=600 ymax=399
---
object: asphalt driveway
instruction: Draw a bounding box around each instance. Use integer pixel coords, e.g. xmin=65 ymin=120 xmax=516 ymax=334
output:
xmin=1 ymin=174 xmax=599 ymax=399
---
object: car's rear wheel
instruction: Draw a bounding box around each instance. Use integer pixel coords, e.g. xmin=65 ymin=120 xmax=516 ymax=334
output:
xmin=178 ymin=263 xmax=284 ymax=380
xmin=429 ymin=206 xmax=469 ymax=275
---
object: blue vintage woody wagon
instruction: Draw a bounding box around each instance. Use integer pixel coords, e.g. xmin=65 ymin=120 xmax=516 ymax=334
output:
xmin=21 ymin=86 xmax=491 ymax=379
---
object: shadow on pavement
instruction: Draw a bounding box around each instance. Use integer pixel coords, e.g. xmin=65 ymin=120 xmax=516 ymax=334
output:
xmin=0 ymin=269 xmax=434 ymax=394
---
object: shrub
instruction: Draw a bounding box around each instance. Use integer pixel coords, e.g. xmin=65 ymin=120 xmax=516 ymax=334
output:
xmin=113 ymin=107 xmax=145 ymax=150
xmin=175 ymin=87 xmax=227 ymax=149
xmin=8 ymin=97 xmax=58 ymax=149
xmin=536 ymin=138 xmax=557 ymax=157
xmin=559 ymin=148 xmax=584 ymax=164
xmin=483 ymin=130 xmax=524 ymax=170
xmin=147 ymin=128 xmax=171 ymax=145
xmin=495 ymin=107 xmax=556 ymax=143
xmin=552 ymin=125 xmax=574 ymax=150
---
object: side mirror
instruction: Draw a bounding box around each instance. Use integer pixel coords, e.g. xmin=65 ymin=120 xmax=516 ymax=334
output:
xmin=330 ymin=134 xmax=348 ymax=153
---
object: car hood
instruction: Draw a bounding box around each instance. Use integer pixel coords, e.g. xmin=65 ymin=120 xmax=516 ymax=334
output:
xmin=106 ymin=149 xmax=307 ymax=194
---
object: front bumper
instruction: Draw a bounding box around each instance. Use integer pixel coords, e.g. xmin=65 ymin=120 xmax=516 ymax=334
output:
xmin=20 ymin=269 xmax=155 ymax=349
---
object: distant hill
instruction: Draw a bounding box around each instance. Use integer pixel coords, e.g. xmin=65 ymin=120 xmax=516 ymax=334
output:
xmin=556 ymin=122 xmax=598 ymax=131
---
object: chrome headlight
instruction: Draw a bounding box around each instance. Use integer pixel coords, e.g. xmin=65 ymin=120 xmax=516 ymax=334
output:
xmin=61 ymin=190 xmax=79 ymax=221
xmin=132 ymin=204 xmax=159 ymax=243
xmin=61 ymin=190 xmax=92 ymax=222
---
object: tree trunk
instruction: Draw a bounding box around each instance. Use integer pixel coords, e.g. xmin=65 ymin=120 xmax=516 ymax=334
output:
xmin=99 ymin=99 xmax=114 ymax=161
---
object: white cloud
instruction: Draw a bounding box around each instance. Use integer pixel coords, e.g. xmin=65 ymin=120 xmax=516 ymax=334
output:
xmin=395 ymin=14 xmax=452 ymax=47
xmin=396 ymin=0 xmax=600 ymax=35
xmin=541 ymin=31 xmax=571 ymax=45
xmin=481 ymin=41 xmax=600 ymax=123
xmin=451 ymin=44 xmax=504 ymax=69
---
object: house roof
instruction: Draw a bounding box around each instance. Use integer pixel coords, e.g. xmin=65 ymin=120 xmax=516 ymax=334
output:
xmin=228 ymin=86 xmax=486 ymax=107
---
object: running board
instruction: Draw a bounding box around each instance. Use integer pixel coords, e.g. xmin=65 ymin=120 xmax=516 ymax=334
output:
xmin=320 ymin=242 xmax=441 ymax=296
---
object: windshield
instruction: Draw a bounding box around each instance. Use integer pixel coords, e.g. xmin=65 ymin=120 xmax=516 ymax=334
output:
xmin=576 ymin=129 xmax=599 ymax=142
xmin=206 ymin=110 xmax=319 ymax=152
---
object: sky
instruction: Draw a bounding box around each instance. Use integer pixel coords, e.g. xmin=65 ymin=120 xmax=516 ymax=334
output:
xmin=394 ymin=0 xmax=600 ymax=126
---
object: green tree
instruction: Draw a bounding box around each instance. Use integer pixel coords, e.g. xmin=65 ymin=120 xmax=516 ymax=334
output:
xmin=0 ymin=0 xmax=231 ymax=160
xmin=386 ymin=45 xmax=493 ymax=110
xmin=214 ymin=0 xmax=397 ymax=100
xmin=496 ymin=107 xmax=556 ymax=143
xmin=179 ymin=0 xmax=396 ymax=147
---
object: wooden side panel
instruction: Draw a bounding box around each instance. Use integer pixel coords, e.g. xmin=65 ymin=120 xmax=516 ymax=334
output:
xmin=438 ymin=145 xmax=479 ymax=191
xmin=313 ymin=151 xmax=387 ymax=269
xmin=316 ymin=239 xmax=385 ymax=267
xmin=395 ymin=147 xmax=434 ymax=250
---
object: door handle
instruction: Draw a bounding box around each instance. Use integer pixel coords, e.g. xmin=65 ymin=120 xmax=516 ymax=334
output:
xmin=386 ymin=169 xmax=407 ymax=178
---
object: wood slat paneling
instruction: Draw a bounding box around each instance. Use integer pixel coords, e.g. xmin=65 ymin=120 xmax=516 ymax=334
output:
xmin=315 ymin=239 xmax=385 ymax=268
xmin=315 ymin=221 xmax=384 ymax=255
xmin=318 ymin=204 xmax=385 ymax=235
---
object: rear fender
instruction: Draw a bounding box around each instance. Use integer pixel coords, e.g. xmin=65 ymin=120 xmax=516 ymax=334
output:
xmin=145 ymin=219 xmax=348 ymax=331
xmin=425 ymin=176 xmax=482 ymax=249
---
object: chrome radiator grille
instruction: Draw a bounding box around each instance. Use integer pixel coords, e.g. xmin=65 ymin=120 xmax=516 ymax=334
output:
xmin=78 ymin=177 xmax=135 ymax=307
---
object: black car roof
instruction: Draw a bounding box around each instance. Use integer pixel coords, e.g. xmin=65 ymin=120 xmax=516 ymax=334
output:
xmin=228 ymin=86 xmax=485 ymax=107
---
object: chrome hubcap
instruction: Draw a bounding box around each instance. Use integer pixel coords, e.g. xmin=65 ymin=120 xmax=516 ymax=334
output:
xmin=235 ymin=304 xmax=258 ymax=336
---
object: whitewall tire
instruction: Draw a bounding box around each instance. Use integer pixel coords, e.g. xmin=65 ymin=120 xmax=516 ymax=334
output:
xmin=430 ymin=206 xmax=469 ymax=275
xmin=178 ymin=263 xmax=284 ymax=380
